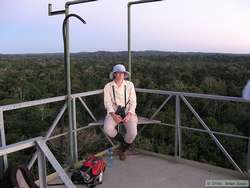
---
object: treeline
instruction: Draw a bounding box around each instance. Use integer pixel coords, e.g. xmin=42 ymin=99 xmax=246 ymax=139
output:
xmin=0 ymin=51 xmax=250 ymax=171
xmin=1 ymin=51 xmax=249 ymax=102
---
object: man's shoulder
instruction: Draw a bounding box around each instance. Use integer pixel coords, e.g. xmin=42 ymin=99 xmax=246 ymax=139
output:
xmin=104 ymin=81 xmax=114 ymax=89
xmin=124 ymin=80 xmax=135 ymax=87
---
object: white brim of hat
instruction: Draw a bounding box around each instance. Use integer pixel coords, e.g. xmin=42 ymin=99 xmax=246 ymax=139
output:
xmin=109 ymin=71 xmax=130 ymax=80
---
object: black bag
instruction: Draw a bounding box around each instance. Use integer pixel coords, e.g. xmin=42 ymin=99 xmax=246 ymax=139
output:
xmin=2 ymin=165 xmax=39 ymax=188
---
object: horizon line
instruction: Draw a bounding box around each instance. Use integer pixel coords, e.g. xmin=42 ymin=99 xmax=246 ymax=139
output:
xmin=1 ymin=50 xmax=250 ymax=56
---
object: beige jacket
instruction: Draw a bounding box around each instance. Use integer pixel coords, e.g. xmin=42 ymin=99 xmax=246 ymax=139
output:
xmin=104 ymin=80 xmax=137 ymax=115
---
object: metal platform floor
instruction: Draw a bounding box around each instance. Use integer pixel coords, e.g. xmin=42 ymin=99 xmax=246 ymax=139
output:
xmin=48 ymin=152 xmax=247 ymax=188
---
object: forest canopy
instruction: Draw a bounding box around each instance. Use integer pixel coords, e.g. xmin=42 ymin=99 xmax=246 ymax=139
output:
xmin=0 ymin=51 xmax=250 ymax=171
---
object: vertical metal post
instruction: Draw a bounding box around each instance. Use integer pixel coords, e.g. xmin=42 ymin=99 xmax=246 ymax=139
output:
xmin=49 ymin=0 xmax=97 ymax=166
xmin=127 ymin=0 xmax=163 ymax=81
xmin=37 ymin=146 xmax=47 ymax=188
xmin=64 ymin=5 xmax=75 ymax=166
xmin=0 ymin=110 xmax=7 ymax=179
xmin=128 ymin=4 xmax=131 ymax=81
xmin=175 ymin=95 xmax=181 ymax=159
xmin=247 ymin=135 xmax=250 ymax=173
xmin=72 ymin=98 xmax=78 ymax=163
xmin=174 ymin=96 xmax=178 ymax=158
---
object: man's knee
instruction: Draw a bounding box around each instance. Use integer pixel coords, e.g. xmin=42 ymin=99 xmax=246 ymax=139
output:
xmin=103 ymin=115 xmax=117 ymax=137
xmin=103 ymin=125 xmax=116 ymax=138
xmin=130 ymin=131 xmax=137 ymax=141
xmin=125 ymin=130 xmax=137 ymax=143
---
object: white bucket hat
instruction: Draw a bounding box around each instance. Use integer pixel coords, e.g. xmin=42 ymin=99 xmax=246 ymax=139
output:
xmin=109 ymin=64 xmax=130 ymax=80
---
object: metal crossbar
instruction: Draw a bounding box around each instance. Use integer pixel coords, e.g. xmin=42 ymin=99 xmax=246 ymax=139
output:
xmin=159 ymin=122 xmax=250 ymax=140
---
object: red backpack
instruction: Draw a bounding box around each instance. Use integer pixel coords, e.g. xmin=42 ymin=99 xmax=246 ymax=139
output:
xmin=71 ymin=155 xmax=106 ymax=187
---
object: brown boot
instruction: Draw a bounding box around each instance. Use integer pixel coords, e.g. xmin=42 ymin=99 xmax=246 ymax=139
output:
xmin=119 ymin=143 xmax=131 ymax=161
xmin=119 ymin=150 xmax=127 ymax=161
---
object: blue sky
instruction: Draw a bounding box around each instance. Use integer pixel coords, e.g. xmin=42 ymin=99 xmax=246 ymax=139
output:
xmin=1 ymin=0 xmax=250 ymax=54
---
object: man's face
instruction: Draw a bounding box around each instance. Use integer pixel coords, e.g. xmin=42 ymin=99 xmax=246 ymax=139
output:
xmin=114 ymin=72 xmax=125 ymax=81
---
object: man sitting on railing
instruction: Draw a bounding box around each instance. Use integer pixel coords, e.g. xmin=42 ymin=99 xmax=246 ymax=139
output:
xmin=103 ymin=64 xmax=138 ymax=161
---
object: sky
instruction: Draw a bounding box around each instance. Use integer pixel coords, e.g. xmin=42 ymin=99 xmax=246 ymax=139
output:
xmin=1 ymin=0 xmax=250 ymax=54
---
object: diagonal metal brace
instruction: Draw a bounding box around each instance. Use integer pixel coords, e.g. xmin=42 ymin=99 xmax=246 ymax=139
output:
xmin=78 ymin=97 xmax=97 ymax=122
xmin=36 ymin=140 xmax=76 ymax=188
xmin=28 ymin=103 xmax=67 ymax=169
xmin=138 ymin=95 xmax=171 ymax=136
xmin=150 ymin=95 xmax=172 ymax=119
xmin=180 ymin=95 xmax=243 ymax=174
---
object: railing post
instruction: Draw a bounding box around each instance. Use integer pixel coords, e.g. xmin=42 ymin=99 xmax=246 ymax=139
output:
xmin=63 ymin=5 xmax=75 ymax=167
xmin=175 ymin=95 xmax=181 ymax=159
xmin=0 ymin=110 xmax=7 ymax=179
xmin=72 ymin=97 xmax=78 ymax=163
xmin=127 ymin=0 xmax=163 ymax=81
xmin=68 ymin=97 xmax=75 ymax=166
xmin=128 ymin=3 xmax=131 ymax=81
xmin=37 ymin=145 xmax=47 ymax=188
xmin=247 ymin=135 xmax=250 ymax=173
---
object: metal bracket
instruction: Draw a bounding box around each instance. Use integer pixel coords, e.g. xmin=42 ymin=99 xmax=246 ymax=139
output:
xmin=48 ymin=4 xmax=65 ymax=16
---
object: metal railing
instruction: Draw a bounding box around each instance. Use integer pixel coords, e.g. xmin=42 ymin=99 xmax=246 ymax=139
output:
xmin=0 ymin=137 xmax=76 ymax=188
xmin=137 ymin=88 xmax=250 ymax=175
xmin=0 ymin=88 xmax=250 ymax=185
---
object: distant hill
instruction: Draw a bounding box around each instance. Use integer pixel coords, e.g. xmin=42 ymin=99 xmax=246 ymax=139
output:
xmin=1 ymin=50 xmax=250 ymax=58
xmin=0 ymin=51 xmax=250 ymax=67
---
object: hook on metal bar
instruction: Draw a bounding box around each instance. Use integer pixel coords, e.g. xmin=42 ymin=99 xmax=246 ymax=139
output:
xmin=62 ymin=14 xmax=86 ymax=44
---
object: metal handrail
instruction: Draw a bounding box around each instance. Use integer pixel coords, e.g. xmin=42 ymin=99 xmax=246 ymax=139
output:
xmin=136 ymin=88 xmax=250 ymax=103
xmin=0 ymin=95 xmax=66 ymax=112
xmin=0 ymin=137 xmax=42 ymax=156
xmin=0 ymin=90 xmax=102 ymax=112
xmin=1 ymin=88 xmax=249 ymax=112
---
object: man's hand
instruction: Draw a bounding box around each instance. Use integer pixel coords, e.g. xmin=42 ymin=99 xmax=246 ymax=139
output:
xmin=123 ymin=112 xmax=132 ymax=123
xmin=110 ymin=112 xmax=123 ymax=124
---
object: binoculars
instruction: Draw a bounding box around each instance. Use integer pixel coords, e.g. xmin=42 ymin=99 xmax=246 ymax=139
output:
xmin=115 ymin=105 xmax=126 ymax=119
